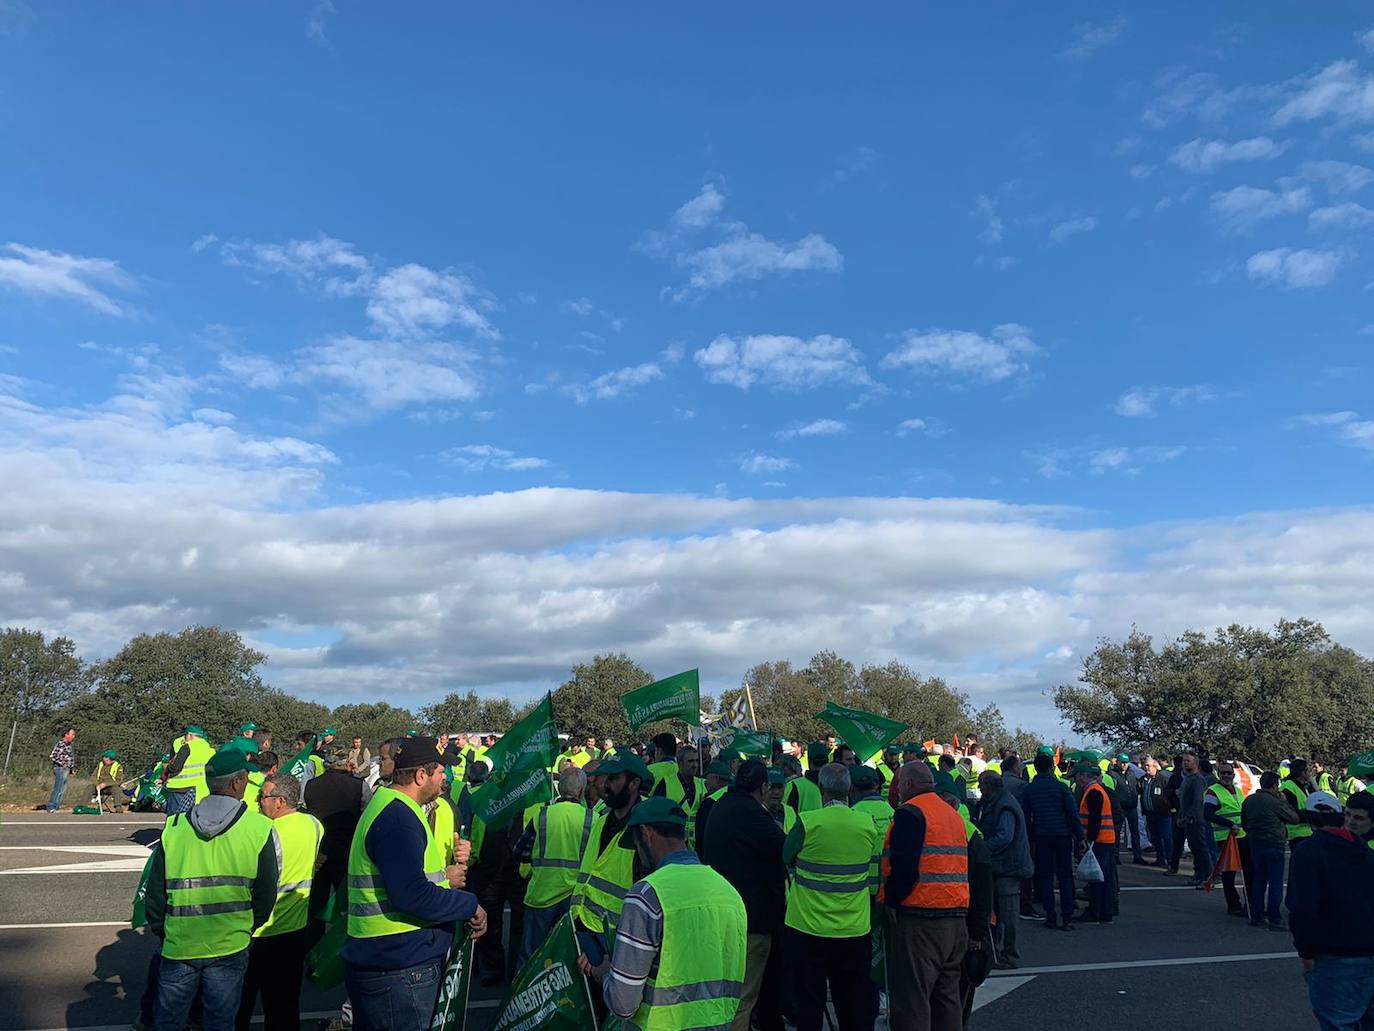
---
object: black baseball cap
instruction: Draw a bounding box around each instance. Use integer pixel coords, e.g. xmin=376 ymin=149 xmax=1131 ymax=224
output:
xmin=392 ymin=736 xmax=442 ymax=770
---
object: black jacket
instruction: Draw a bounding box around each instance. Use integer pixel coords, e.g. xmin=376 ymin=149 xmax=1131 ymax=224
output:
xmin=704 ymin=786 xmax=787 ymax=934
xmin=1286 ymin=827 xmax=1374 ymax=960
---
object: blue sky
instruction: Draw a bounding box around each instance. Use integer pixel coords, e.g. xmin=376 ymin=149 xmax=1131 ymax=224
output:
xmin=2 ymin=4 xmax=1373 ymax=732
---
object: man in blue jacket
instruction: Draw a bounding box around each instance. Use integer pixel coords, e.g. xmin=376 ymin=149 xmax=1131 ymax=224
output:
xmin=1023 ymin=751 xmax=1083 ymax=930
xmin=1287 ymin=790 xmax=1374 ymax=1031
xmin=342 ymin=736 xmax=487 ymax=1031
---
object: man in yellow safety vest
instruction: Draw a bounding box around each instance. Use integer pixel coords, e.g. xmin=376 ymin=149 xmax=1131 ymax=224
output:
xmin=162 ymin=725 xmax=214 ymax=815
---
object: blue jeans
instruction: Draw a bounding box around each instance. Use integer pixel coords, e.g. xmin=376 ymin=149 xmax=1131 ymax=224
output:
xmin=1145 ymin=811 xmax=1173 ymax=865
xmin=345 ymin=959 xmax=442 ymax=1031
xmin=1034 ymin=835 xmax=1075 ymax=924
xmin=164 ymin=786 xmax=196 ymax=816
xmin=47 ymin=765 xmax=70 ymax=810
xmin=1249 ymin=845 xmax=1286 ymax=925
xmin=521 ymin=897 xmax=570 ymax=965
xmin=1306 ymin=954 xmax=1374 ymax=1031
xmin=155 ymin=949 xmax=249 ymax=1031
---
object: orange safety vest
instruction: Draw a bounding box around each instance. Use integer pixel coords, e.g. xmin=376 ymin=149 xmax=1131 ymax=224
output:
xmin=1080 ymin=782 xmax=1116 ymax=845
xmin=877 ymin=793 xmax=970 ymax=911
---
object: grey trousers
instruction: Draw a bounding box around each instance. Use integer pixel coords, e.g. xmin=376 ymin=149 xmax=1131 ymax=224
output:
xmin=993 ymin=876 xmax=1020 ymax=962
xmin=730 ymin=933 xmax=772 ymax=1031
xmin=885 ymin=911 xmax=968 ymax=1031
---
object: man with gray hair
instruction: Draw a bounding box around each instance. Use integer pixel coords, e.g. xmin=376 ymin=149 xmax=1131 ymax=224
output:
xmin=782 ymin=763 xmax=878 ymax=1030
xmin=513 ymin=765 xmax=593 ymax=963
xmin=975 ymin=770 xmax=1032 ymax=970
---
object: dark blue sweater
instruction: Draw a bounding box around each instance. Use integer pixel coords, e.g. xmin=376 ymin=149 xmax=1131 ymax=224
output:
xmin=1286 ymin=827 xmax=1374 ymax=960
xmin=1024 ymin=775 xmax=1084 ymax=842
xmin=341 ymin=796 xmax=479 ymax=971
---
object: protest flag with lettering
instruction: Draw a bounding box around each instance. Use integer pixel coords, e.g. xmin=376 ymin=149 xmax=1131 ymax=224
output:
xmin=621 ymin=669 xmax=700 ymax=732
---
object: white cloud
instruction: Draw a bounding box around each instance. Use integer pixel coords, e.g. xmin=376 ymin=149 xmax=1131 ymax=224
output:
xmin=1210 ymin=184 xmax=1311 ymax=230
xmin=444 ymin=444 xmax=549 ymax=472
xmin=1300 ymin=160 xmax=1374 ymax=194
xmin=831 ymin=146 xmax=878 ymax=185
xmin=192 ymin=408 xmax=237 ymax=426
xmin=1290 ymin=410 xmax=1374 ymax=451
xmin=1273 ymin=61 xmax=1374 ymax=126
xmin=306 ymin=0 xmax=334 ymax=43
xmin=191 ymin=233 xmax=219 ymax=254
xmin=972 ymin=195 xmax=1003 ymax=245
xmin=561 ymin=297 xmax=595 ymax=316
xmin=1167 ymin=136 xmax=1285 ymax=174
xmin=295 ymin=336 xmax=481 ymax=409
xmin=564 ymin=361 xmax=665 ymax=404
xmin=671 ymin=182 xmax=727 ymax=230
xmin=1246 ymin=248 xmax=1343 ymax=288
xmin=694 ymin=334 xmax=869 ymax=390
xmin=0 ymin=243 xmax=136 ymax=316
xmin=1061 ymin=16 xmax=1127 ymax=59
xmin=1028 ymin=444 xmax=1185 ymax=478
xmin=364 ymin=264 xmax=497 ymax=340
xmin=776 ymin=418 xmax=846 ymax=440
xmin=219 ymin=234 xmax=370 ymax=295
xmin=1309 ymin=202 xmax=1374 ymax=231
xmin=1114 ymin=385 xmax=1217 ymax=417
xmin=881 ymin=324 xmax=1039 ymax=383
xmin=1129 ymin=164 xmax=1156 ymax=179
xmin=896 ymin=418 xmax=930 ymax=437
xmin=738 ymin=452 xmax=796 ymax=474
xmin=1048 ymin=216 xmax=1098 ymax=243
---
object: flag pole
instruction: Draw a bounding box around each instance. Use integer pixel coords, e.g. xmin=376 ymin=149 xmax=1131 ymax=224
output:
xmin=744 ymin=682 xmax=758 ymax=731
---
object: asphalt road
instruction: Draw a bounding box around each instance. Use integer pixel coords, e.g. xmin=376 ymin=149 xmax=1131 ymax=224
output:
xmin=0 ymin=812 xmax=1318 ymax=1030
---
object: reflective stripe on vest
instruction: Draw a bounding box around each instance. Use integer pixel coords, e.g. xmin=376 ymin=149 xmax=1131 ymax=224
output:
xmin=161 ymin=807 xmax=275 ymax=960
xmin=257 ymin=810 xmax=322 ymax=937
xmin=1282 ymin=781 xmax=1312 ymax=839
xmin=569 ymin=810 xmax=635 ymax=934
xmin=627 ymin=863 xmax=747 ymax=1031
xmin=785 ymin=805 xmax=877 ymax=939
xmin=346 ymin=787 xmax=450 ymax=939
xmin=166 ymin=738 xmax=214 ymax=792
xmin=784 ymin=777 xmax=821 ymax=814
xmin=1080 ymin=782 xmax=1116 ymax=845
xmin=1205 ymin=784 xmax=1245 ymax=842
xmin=526 ymin=801 xmax=596 ymax=909
xmin=877 ymin=793 xmax=970 ymax=912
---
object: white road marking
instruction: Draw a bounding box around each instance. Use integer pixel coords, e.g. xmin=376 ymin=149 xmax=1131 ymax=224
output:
xmin=0 ymin=819 xmax=165 ymax=826
xmin=11 ymin=1002 xmax=503 ymax=1030
xmin=0 ymin=920 xmax=129 ymax=929
xmin=973 ymin=974 xmax=1035 ymax=1010
xmin=991 ymin=951 xmax=1293 ymax=976
xmin=0 ymin=845 xmax=151 ymax=854
xmin=0 ymin=857 xmax=149 ymax=874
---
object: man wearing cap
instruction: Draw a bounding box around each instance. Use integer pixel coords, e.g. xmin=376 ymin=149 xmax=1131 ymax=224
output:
xmin=878 ymin=744 xmax=902 ymax=792
xmin=579 ymin=795 xmax=747 ymax=1029
xmin=646 ymin=732 xmax=680 ymax=793
xmin=144 ymin=749 xmax=280 ymax=1031
xmin=1204 ymin=761 xmax=1250 ymax=918
xmin=235 ymin=772 xmax=322 ymax=1031
xmin=162 ymin=726 xmax=215 ymax=816
xmin=652 ymin=744 xmax=704 ymax=847
xmin=703 ymin=760 xmax=786 ymax=1031
xmin=1109 ymin=753 xmax=1144 ymax=864
xmin=765 ymin=767 xmax=794 ymax=832
xmin=891 ymin=744 xmax=924 ymax=807
xmin=223 ymin=723 xmax=261 ymax=758
xmin=784 ymin=763 xmax=879 ymax=1031
xmin=975 ymin=771 xmax=1032 ymax=970
xmin=1074 ymin=762 xmax=1118 ymax=923
xmin=785 ymin=749 xmax=824 ymax=815
xmin=569 ymin=752 xmax=651 ymax=991
xmin=850 ymin=765 xmax=893 ymax=901
xmin=693 ymin=760 xmax=735 ymax=862
xmin=304 ymin=748 xmax=365 ymax=943
xmin=343 ymin=736 xmax=487 ymax=1031
xmin=1025 ymin=749 xmax=1082 ymax=930
xmin=513 ymin=765 xmax=593 ymax=963
xmin=92 ymin=749 xmax=125 ymax=813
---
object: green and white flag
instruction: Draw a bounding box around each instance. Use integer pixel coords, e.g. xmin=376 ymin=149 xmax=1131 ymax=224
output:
xmin=483 ymin=693 xmax=558 ymax=777
xmin=727 ymin=729 xmax=773 ymax=756
xmin=621 ymin=669 xmax=700 ymax=732
xmin=130 ymin=846 xmax=158 ymax=929
xmin=284 ymin=734 xmax=318 ymax=783
xmin=471 ymin=762 xmax=554 ymax=833
xmin=816 ymin=702 xmax=908 ymax=764
xmin=490 ymin=914 xmax=596 ymax=1031
xmin=429 ymin=926 xmax=474 ymax=1031
xmin=1347 ymin=748 xmax=1374 ymax=780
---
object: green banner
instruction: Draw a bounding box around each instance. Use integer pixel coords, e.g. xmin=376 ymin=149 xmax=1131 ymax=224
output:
xmin=130 ymin=846 xmax=157 ymax=928
xmin=491 ymin=914 xmax=596 ymax=1031
xmin=429 ymin=926 xmax=475 ymax=1031
xmin=471 ymin=763 xmax=554 ymax=833
xmin=728 ymin=729 xmax=773 ymax=756
xmin=284 ymin=734 xmax=318 ymax=782
xmin=1347 ymin=748 xmax=1374 ymax=780
xmin=622 ymin=669 xmax=700 ymax=731
xmin=816 ymin=702 xmax=908 ymax=764
xmin=483 ymin=693 xmax=558 ymax=777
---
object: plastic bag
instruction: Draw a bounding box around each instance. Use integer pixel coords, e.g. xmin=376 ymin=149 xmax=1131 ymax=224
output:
xmin=308 ymin=892 xmax=348 ymax=989
xmin=1076 ymin=847 xmax=1104 ymax=883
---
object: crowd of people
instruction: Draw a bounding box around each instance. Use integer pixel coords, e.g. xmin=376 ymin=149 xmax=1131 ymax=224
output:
xmin=42 ymin=722 xmax=1374 ymax=1031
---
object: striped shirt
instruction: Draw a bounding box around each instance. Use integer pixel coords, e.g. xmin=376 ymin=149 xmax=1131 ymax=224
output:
xmin=601 ymin=849 xmax=699 ymax=1019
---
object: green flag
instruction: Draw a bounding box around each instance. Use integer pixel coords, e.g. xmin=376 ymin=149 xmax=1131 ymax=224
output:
xmin=470 ymin=763 xmax=555 ymax=833
xmin=1347 ymin=749 xmax=1374 ymax=780
xmin=130 ymin=846 xmax=158 ymax=929
xmin=816 ymin=702 xmax=908 ymax=764
xmin=482 ymin=693 xmax=558 ymax=778
xmin=728 ymin=729 xmax=773 ymax=756
xmin=490 ymin=914 xmax=596 ymax=1031
xmin=429 ymin=926 xmax=475 ymax=1031
xmin=284 ymin=734 xmax=318 ymax=782
xmin=622 ymin=669 xmax=700 ymax=731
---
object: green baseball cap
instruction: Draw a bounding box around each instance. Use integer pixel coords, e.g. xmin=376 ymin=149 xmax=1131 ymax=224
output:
xmin=1037 ymin=744 xmax=1055 ymax=756
xmin=718 ymin=747 xmax=742 ymax=764
xmin=1116 ymin=753 xmax=1130 ymax=762
xmin=625 ymin=796 xmax=689 ymax=829
xmin=405 ymin=729 xmax=419 ymax=737
xmin=705 ymin=760 xmax=734 ymax=780
xmin=102 ymin=748 xmax=118 ymax=759
xmin=767 ymin=767 xmax=786 ymax=786
xmin=884 ymin=744 xmax=902 ymax=756
xmin=205 ymin=748 xmax=253 ymax=779
xmin=851 ymin=766 xmax=880 ymax=790
xmin=902 ymin=743 xmax=924 ymax=756
xmin=186 ymin=725 xmax=206 ymax=736
xmin=322 ymin=727 xmax=337 ymax=736
xmin=806 ymin=742 xmax=830 ymax=763
xmin=598 ymin=753 xmax=652 ymax=786
xmin=1072 ymin=761 xmax=1100 ymax=776
xmin=239 ymin=721 xmax=257 ymax=732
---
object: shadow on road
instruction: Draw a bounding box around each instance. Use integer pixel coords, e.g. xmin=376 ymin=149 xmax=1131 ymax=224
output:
xmin=65 ymin=926 xmax=156 ymax=1029
xmin=129 ymin=827 xmax=162 ymax=848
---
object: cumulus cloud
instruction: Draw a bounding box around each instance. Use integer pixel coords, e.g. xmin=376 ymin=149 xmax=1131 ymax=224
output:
xmin=443 ymin=444 xmax=550 ymax=472
xmin=1246 ymin=248 xmax=1343 ymax=288
xmin=294 ymin=337 xmax=481 ymax=410
xmin=1028 ymin=444 xmax=1185 ymax=478
xmin=1308 ymin=202 xmax=1374 ymax=231
xmin=776 ymin=418 xmax=846 ymax=440
xmin=1167 ymin=136 xmax=1285 ymax=174
xmin=1114 ymin=385 xmax=1217 ymax=417
xmin=694 ymin=334 xmax=869 ymax=390
xmin=219 ymin=233 xmax=370 ymax=294
xmin=1290 ymin=410 xmax=1374 ymax=451
xmin=1061 ymin=16 xmax=1127 ymax=59
xmin=1300 ymin=159 xmax=1374 ymax=194
xmin=1048 ymin=217 xmax=1098 ymax=243
xmin=737 ymin=452 xmax=796 ymax=474
xmin=881 ymin=324 xmax=1039 ymax=383
xmin=364 ymin=264 xmax=496 ymax=340
xmin=563 ymin=361 xmax=666 ymax=404
xmin=0 ymin=243 xmax=137 ymax=316
xmin=1210 ymin=184 xmax=1311 ymax=230
xmin=1273 ymin=60 xmax=1374 ymax=127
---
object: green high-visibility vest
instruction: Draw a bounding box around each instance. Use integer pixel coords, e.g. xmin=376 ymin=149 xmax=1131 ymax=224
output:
xmin=346 ymin=787 xmax=450 ymax=939
xmin=1281 ymin=780 xmax=1312 ymax=840
xmin=1336 ymin=776 xmax=1365 ymax=805
xmin=628 ymin=862 xmax=748 ymax=1031
xmin=431 ymin=796 xmax=456 ymax=865
xmin=525 ymin=800 xmax=596 ymax=909
xmin=160 ymin=805 xmax=275 ymax=960
xmin=569 ymin=809 xmax=636 ymax=934
xmin=1102 ymin=772 xmax=1117 ymax=791
xmin=784 ymin=776 xmax=821 ymax=814
xmin=1205 ymin=784 xmax=1245 ymax=842
xmin=852 ymin=796 xmax=894 ymax=896
xmin=166 ymin=738 xmax=214 ymax=795
xmin=660 ymin=775 xmax=705 ymax=848
xmin=257 ymin=810 xmax=322 ymax=937
xmin=785 ymin=805 xmax=877 ymax=939
xmin=647 ymin=760 xmax=678 ymax=792
xmin=243 ymin=772 xmax=264 ymax=811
